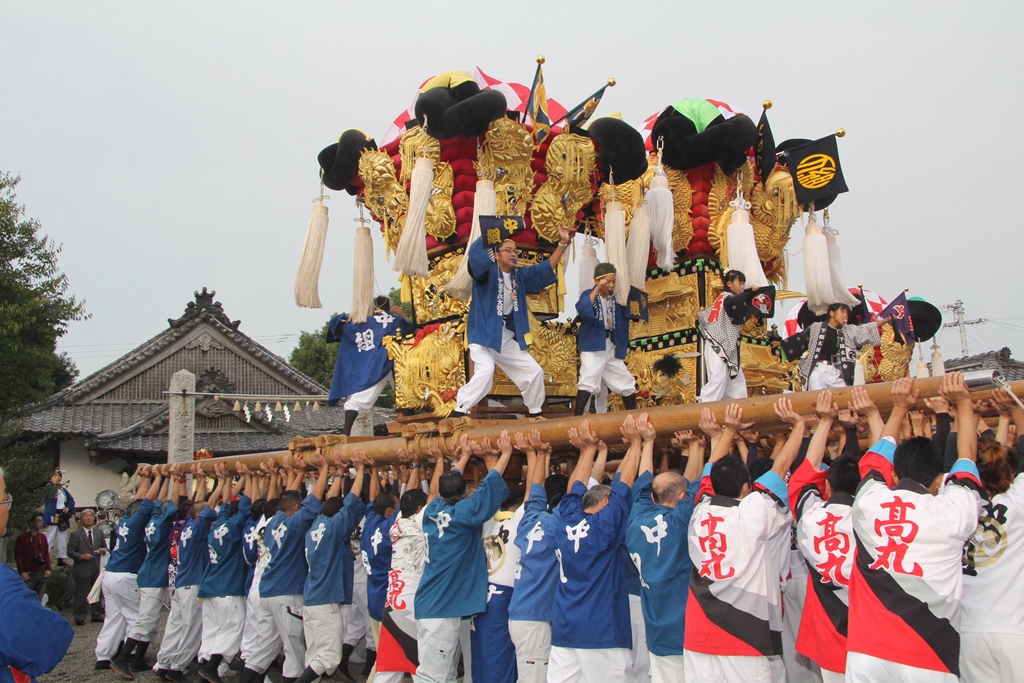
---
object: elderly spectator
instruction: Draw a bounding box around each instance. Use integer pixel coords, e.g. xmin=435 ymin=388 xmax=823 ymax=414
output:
xmin=68 ymin=508 xmax=108 ymax=625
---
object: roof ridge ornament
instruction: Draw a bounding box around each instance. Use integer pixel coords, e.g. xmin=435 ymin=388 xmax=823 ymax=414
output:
xmin=168 ymin=287 xmax=241 ymax=329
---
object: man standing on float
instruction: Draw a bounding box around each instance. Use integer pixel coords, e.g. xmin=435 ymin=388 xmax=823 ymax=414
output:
xmin=451 ymin=217 xmax=571 ymax=418
xmin=574 ymin=262 xmax=639 ymax=415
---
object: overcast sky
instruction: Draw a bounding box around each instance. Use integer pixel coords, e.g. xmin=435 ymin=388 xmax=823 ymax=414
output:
xmin=2 ymin=1 xmax=1022 ymax=380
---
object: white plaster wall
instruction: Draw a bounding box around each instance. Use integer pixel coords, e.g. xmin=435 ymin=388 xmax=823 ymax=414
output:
xmin=59 ymin=438 xmax=126 ymax=509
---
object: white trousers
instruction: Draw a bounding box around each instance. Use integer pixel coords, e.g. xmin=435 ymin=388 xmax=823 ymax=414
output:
xmin=95 ymin=571 xmax=140 ymax=660
xmin=548 ymin=646 xmax=630 ymax=683
xmin=508 ymin=619 xmax=551 ymax=683
xmin=127 ymin=586 xmax=167 ymax=642
xmin=43 ymin=525 xmax=68 ymax=559
xmin=578 ymin=341 xmax=636 ymax=396
xmin=199 ymin=595 xmax=246 ymax=662
xmin=416 ymin=617 xmax=462 ymax=683
xmin=649 ymin=653 xmax=685 ymax=683
xmin=846 ymin=651 xmax=957 ymax=682
xmin=342 ymin=574 xmax=374 ymax=648
xmin=247 ymin=594 xmax=305 ymax=677
xmin=304 ymin=602 xmax=345 ymax=676
xmin=807 ymin=364 xmax=846 ymax=390
xmin=156 ymin=584 xmax=202 ymax=672
xmin=683 ymin=650 xmax=771 ymax=683
xmin=782 ymin=568 xmax=822 ymax=683
xmin=456 ymin=328 xmax=546 ymax=414
xmin=819 ymin=668 xmax=845 ymax=683
xmin=345 ymin=376 xmax=391 ymax=414
xmin=239 ymin=581 xmax=261 ymax=662
xmin=627 ymin=594 xmax=651 ymax=683
xmin=960 ymin=632 xmax=1024 ymax=683
xmin=699 ymin=348 xmax=748 ymax=403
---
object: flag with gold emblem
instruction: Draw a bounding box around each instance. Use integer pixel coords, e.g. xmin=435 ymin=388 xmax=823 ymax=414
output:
xmin=756 ymin=108 xmax=776 ymax=187
xmin=561 ymin=82 xmax=612 ymax=130
xmin=782 ymin=134 xmax=848 ymax=206
xmin=525 ymin=61 xmax=551 ymax=145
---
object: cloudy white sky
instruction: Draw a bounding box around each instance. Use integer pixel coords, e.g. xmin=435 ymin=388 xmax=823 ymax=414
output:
xmin=2 ymin=1 xmax=1022 ymax=379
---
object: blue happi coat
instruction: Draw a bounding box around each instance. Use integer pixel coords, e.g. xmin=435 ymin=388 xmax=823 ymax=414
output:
xmin=466 ymin=237 xmax=557 ymax=352
xmin=328 ymin=310 xmax=414 ymax=405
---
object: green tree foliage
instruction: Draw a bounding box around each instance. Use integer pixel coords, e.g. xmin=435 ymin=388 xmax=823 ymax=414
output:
xmin=288 ymin=317 xmax=336 ymax=388
xmin=289 ymin=285 xmax=411 ymax=410
xmin=0 ymin=171 xmax=86 ymax=550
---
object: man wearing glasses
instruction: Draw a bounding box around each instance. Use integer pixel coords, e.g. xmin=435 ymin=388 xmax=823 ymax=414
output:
xmin=0 ymin=468 xmax=75 ymax=683
xmin=450 ymin=216 xmax=572 ymax=418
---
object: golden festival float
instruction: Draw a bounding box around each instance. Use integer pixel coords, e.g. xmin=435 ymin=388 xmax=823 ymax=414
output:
xmin=196 ymin=60 xmax=1018 ymax=472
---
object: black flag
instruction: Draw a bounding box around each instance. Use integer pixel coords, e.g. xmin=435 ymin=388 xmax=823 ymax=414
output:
xmin=756 ymin=109 xmax=776 ymax=187
xmin=782 ymin=135 xmax=848 ymax=206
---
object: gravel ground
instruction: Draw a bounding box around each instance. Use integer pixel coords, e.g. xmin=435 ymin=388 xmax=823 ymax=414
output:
xmin=39 ymin=608 xmax=403 ymax=683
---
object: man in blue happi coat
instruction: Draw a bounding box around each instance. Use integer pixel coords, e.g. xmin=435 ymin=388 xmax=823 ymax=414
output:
xmin=328 ymin=294 xmax=414 ymax=435
xmin=295 ymin=453 xmax=367 ymax=683
xmin=414 ymin=431 xmax=515 ymax=683
xmin=112 ymin=466 xmax=183 ymax=680
xmin=196 ymin=464 xmax=254 ymax=683
xmin=574 ymin=262 xmax=644 ymax=415
xmin=95 ymin=467 xmax=160 ymax=669
xmin=625 ymin=427 xmax=703 ymax=682
xmin=548 ymin=416 xmax=643 ymax=681
xmin=450 ymin=216 xmax=572 ymax=417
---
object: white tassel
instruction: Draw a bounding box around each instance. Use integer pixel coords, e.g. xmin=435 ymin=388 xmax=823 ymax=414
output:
xmin=854 ymin=358 xmax=866 ymax=385
xmin=647 ymin=172 xmax=675 ymax=271
xmin=916 ymin=358 xmax=931 ymax=379
xmin=577 ymin=236 xmax=600 ymax=294
xmin=626 ymin=204 xmax=651 ymax=292
xmin=393 ymin=156 xmax=433 ymax=278
xmin=294 ymin=202 xmax=329 ymax=308
xmin=725 ymin=207 xmax=770 ymax=287
xmin=930 ymin=346 xmax=945 ymax=376
xmin=349 ymin=226 xmax=375 ymax=323
xmin=445 ymin=179 xmax=496 ymax=301
xmin=604 ymin=201 xmax=630 ymax=305
xmin=822 ymin=213 xmax=859 ymax=309
xmin=802 ymin=213 xmax=833 ymax=315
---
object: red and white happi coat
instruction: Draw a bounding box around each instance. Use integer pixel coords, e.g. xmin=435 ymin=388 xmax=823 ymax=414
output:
xmin=684 ymin=469 xmax=791 ymax=657
xmin=849 ymin=437 xmax=984 ymax=677
xmin=789 ymin=460 xmax=855 ymax=673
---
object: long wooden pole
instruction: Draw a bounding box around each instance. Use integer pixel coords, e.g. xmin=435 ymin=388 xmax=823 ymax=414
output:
xmin=190 ymin=377 xmax=1024 ymax=472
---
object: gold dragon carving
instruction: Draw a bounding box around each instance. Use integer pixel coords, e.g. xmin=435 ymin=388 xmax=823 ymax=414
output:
xmin=476 ymin=117 xmax=535 ymax=216
xmin=665 ymin=166 xmax=694 ymax=253
xmin=876 ymin=325 xmax=914 ymax=382
xmin=530 ymin=133 xmax=596 ymax=243
xmin=358 ymin=150 xmax=408 ymax=258
xmin=385 ymin=320 xmax=467 ymax=416
xmin=492 ymin=318 xmax=577 ymax=397
xmin=398 ymin=126 xmax=456 ymax=240
xmin=411 ymin=250 xmax=470 ymax=324
xmin=706 ymin=162 xmax=799 ymax=288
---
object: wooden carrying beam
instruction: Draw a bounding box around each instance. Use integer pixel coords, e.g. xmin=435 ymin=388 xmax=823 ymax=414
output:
xmin=190 ymin=377 xmax=1024 ymax=472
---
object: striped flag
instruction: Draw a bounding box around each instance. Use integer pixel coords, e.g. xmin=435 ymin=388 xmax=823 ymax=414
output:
xmin=525 ymin=61 xmax=552 ymax=145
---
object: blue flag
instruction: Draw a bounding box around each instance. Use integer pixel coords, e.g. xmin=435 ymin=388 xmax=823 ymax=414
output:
xmin=525 ymin=62 xmax=551 ymax=145
xmin=881 ymin=291 xmax=915 ymax=343
xmin=560 ymin=83 xmax=610 ymax=130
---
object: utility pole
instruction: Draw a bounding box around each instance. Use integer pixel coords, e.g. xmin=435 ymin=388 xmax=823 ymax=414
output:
xmin=942 ymin=300 xmax=986 ymax=358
